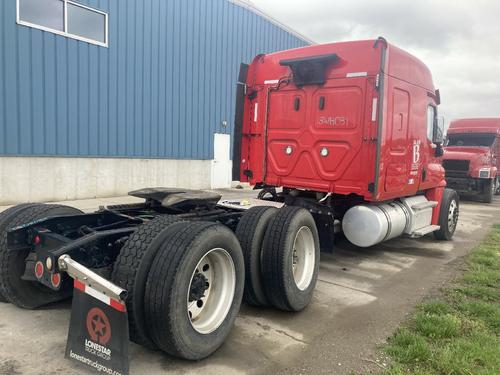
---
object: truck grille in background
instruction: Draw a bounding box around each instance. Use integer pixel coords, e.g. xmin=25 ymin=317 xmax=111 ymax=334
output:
xmin=443 ymin=160 xmax=470 ymax=177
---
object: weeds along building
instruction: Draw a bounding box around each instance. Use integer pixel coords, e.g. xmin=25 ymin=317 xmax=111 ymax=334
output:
xmin=0 ymin=0 xmax=309 ymax=204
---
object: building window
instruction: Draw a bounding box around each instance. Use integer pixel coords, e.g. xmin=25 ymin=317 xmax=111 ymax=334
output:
xmin=17 ymin=0 xmax=108 ymax=47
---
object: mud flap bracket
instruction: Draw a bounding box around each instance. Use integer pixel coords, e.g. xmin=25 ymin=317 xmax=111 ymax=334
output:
xmin=59 ymin=255 xmax=130 ymax=375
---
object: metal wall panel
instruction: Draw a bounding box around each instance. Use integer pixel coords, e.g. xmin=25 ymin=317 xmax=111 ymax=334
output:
xmin=0 ymin=0 xmax=307 ymax=159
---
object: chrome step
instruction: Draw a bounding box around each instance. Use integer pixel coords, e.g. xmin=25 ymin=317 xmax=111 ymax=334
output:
xmin=410 ymin=225 xmax=440 ymax=238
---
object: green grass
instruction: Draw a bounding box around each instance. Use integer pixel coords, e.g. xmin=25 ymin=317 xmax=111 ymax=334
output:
xmin=380 ymin=224 xmax=500 ymax=375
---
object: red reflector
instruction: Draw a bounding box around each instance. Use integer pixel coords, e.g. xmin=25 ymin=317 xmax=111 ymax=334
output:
xmin=34 ymin=236 xmax=41 ymax=245
xmin=110 ymin=298 xmax=126 ymax=312
xmin=34 ymin=261 xmax=44 ymax=279
xmin=51 ymin=273 xmax=61 ymax=288
xmin=74 ymin=279 xmax=86 ymax=292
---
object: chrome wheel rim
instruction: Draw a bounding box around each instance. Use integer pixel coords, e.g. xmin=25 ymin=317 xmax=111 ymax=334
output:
xmin=187 ymin=248 xmax=236 ymax=334
xmin=448 ymin=199 xmax=459 ymax=232
xmin=292 ymin=226 xmax=315 ymax=291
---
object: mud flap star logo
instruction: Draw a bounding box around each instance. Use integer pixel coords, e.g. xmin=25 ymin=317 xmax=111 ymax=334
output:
xmin=86 ymin=307 xmax=112 ymax=345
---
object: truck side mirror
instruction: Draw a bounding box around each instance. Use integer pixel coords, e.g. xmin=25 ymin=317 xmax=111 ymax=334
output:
xmin=435 ymin=145 xmax=444 ymax=157
xmin=433 ymin=116 xmax=445 ymax=144
xmin=435 ymin=89 xmax=441 ymax=105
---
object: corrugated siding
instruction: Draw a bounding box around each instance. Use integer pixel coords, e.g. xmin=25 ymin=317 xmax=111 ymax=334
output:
xmin=0 ymin=0 xmax=307 ymax=159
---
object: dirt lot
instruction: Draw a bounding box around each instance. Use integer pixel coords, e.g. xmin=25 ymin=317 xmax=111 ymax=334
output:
xmin=0 ymin=190 xmax=499 ymax=375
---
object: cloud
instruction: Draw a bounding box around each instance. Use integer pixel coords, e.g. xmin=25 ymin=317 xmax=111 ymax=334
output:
xmin=250 ymin=0 xmax=500 ymax=124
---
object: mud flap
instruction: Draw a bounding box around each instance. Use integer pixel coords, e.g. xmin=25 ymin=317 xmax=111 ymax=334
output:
xmin=65 ymin=279 xmax=129 ymax=375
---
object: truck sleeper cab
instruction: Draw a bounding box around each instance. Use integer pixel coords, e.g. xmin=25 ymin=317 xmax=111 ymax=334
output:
xmin=443 ymin=118 xmax=500 ymax=203
xmin=235 ymin=37 xmax=458 ymax=247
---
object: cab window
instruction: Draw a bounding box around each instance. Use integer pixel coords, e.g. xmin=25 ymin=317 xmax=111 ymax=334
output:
xmin=446 ymin=134 xmax=496 ymax=147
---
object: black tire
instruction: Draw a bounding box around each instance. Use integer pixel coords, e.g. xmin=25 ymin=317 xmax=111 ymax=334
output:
xmin=434 ymin=189 xmax=459 ymax=240
xmin=261 ymin=206 xmax=320 ymax=312
xmin=0 ymin=203 xmax=43 ymax=303
xmin=144 ymin=221 xmax=244 ymax=360
xmin=111 ymin=215 xmax=181 ymax=348
xmin=479 ymin=179 xmax=494 ymax=203
xmin=235 ymin=206 xmax=277 ymax=307
xmin=0 ymin=204 xmax=83 ymax=309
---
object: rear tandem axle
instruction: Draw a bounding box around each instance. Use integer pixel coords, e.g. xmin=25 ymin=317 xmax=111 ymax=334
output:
xmin=0 ymin=187 xmax=322 ymax=369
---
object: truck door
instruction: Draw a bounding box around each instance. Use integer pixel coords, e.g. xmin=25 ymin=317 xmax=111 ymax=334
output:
xmin=418 ymin=104 xmax=444 ymax=191
xmin=263 ymin=77 xmax=370 ymax=192
xmin=381 ymin=80 xmax=439 ymax=198
xmin=384 ymin=88 xmax=411 ymax=195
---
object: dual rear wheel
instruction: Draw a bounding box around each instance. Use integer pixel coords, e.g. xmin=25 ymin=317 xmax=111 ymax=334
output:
xmin=236 ymin=206 xmax=320 ymax=312
xmin=113 ymin=219 xmax=245 ymax=360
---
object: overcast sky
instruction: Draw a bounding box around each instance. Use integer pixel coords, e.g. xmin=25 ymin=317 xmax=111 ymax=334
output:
xmin=250 ymin=0 xmax=500 ymax=126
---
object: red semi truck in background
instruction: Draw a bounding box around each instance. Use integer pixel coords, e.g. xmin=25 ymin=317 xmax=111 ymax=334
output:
xmin=442 ymin=118 xmax=500 ymax=202
xmin=0 ymin=38 xmax=459 ymax=372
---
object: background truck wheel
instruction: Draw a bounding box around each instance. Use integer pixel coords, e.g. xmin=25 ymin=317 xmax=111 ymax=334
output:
xmin=0 ymin=204 xmax=82 ymax=309
xmin=111 ymin=215 xmax=181 ymax=348
xmin=434 ymin=189 xmax=459 ymax=240
xmin=0 ymin=203 xmax=44 ymax=303
xmin=144 ymin=221 xmax=244 ymax=360
xmin=235 ymin=206 xmax=277 ymax=307
xmin=479 ymin=179 xmax=494 ymax=203
xmin=261 ymin=206 xmax=320 ymax=312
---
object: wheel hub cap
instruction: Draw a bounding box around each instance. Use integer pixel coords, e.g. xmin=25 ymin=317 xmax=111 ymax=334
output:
xmin=187 ymin=248 xmax=236 ymax=334
xmin=448 ymin=199 xmax=459 ymax=232
xmin=189 ymin=273 xmax=209 ymax=302
xmin=292 ymin=226 xmax=315 ymax=291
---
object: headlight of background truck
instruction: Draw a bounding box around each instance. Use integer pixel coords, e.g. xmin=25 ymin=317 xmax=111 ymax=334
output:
xmin=479 ymin=168 xmax=491 ymax=178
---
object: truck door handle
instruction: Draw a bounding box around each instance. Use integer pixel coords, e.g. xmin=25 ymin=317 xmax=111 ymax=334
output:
xmin=319 ymin=96 xmax=325 ymax=110
xmin=294 ymin=97 xmax=300 ymax=111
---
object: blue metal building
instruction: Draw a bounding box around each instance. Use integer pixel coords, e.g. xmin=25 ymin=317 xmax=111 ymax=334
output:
xmin=0 ymin=0 xmax=309 ymax=204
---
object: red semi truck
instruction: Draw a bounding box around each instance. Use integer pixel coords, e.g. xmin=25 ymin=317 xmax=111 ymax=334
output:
xmin=442 ymin=118 xmax=500 ymax=202
xmin=0 ymin=38 xmax=458 ymax=373
xmin=236 ymin=37 xmax=457 ymax=247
